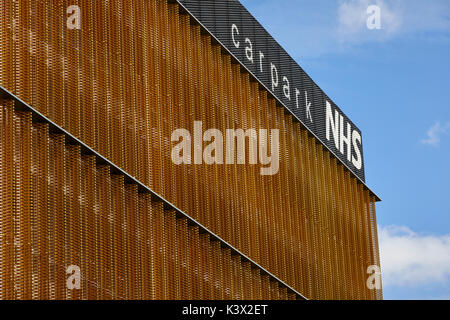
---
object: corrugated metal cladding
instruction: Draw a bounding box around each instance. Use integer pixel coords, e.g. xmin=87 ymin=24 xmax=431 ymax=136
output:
xmin=0 ymin=101 xmax=296 ymax=300
xmin=177 ymin=0 xmax=367 ymax=182
xmin=0 ymin=0 xmax=382 ymax=300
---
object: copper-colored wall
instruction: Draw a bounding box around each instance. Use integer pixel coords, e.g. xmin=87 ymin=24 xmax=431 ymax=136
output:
xmin=0 ymin=102 xmax=297 ymax=300
xmin=0 ymin=0 xmax=381 ymax=299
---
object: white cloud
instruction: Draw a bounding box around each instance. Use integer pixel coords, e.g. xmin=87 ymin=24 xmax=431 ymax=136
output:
xmin=421 ymin=121 xmax=450 ymax=147
xmin=379 ymin=225 xmax=450 ymax=287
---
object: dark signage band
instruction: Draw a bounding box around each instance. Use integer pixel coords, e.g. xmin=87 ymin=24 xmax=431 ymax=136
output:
xmin=177 ymin=0 xmax=366 ymax=183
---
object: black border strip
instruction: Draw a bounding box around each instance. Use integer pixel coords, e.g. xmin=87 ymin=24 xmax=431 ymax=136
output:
xmin=175 ymin=0 xmax=381 ymax=201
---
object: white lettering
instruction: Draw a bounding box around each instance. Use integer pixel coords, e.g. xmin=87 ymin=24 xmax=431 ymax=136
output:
xmin=295 ymin=88 xmax=301 ymax=108
xmin=352 ymin=130 xmax=362 ymax=170
xmin=259 ymin=51 xmax=264 ymax=72
xmin=282 ymin=76 xmax=290 ymax=100
xmin=340 ymin=115 xmax=352 ymax=162
xmin=231 ymin=24 xmax=240 ymax=48
xmin=305 ymin=91 xmax=313 ymax=122
xmin=326 ymin=101 xmax=339 ymax=149
xmin=245 ymin=38 xmax=253 ymax=63
xmin=270 ymin=63 xmax=279 ymax=92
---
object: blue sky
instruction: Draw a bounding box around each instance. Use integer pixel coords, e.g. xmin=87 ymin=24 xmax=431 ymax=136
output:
xmin=240 ymin=0 xmax=450 ymax=299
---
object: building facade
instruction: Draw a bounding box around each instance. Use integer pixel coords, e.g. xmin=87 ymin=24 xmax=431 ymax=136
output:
xmin=0 ymin=0 xmax=381 ymax=300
